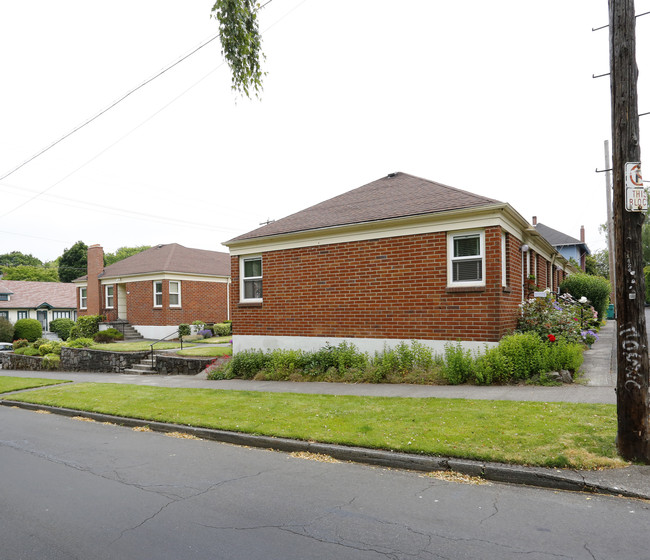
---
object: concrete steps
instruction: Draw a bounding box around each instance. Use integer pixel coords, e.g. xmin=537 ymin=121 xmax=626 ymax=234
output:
xmin=104 ymin=321 xmax=144 ymax=341
xmin=123 ymin=355 xmax=157 ymax=375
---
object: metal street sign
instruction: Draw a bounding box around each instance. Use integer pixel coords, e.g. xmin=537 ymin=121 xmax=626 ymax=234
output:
xmin=625 ymin=162 xmax=647 ymax=212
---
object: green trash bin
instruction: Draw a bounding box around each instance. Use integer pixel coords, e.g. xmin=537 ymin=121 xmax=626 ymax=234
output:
xmin=607 ymin=304 xmax=615 ymax=320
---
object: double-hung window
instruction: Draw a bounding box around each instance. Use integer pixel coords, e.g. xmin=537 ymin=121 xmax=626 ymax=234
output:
xmin=241 ymin=256 xmax=263 ymax=302
xmin=169 ymin=281 xmax=181 ymax=307
xmin=80 ymin=287 xmax=87 ymax=309
xmin=153 ymin=281 xmax=163 ymax=307
xmin=448 ymin=231 xmax=485 ymax=287
xmin=17 ymin=310 xmax=29 ymax=320
xmin=105 ymin=285 xmax=114 ymax=309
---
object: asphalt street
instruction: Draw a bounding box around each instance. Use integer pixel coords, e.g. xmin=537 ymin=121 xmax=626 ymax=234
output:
xmin=1 ymin=405 xmax=649 ymax=560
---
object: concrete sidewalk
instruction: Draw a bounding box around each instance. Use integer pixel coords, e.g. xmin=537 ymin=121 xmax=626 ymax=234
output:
xmin=2 ymin=319 xmax=650 ymax=500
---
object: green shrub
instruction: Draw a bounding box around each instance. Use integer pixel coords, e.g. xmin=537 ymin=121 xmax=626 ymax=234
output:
xmin=229 ymin=349 xmax=271 ymax=379
xmin=497 ymin=332 xmax=545 ymax=380
xmin=0 ymin=317 xmax=14 ymax=342
xmin=65 ymin=337 xmax=95 ymax=348
xmin=13 ymin=318 xmax=42 ymax=342
xmin=39 ymin=341 xmax=62 ymax=356
xmin=442 ymin=342 xmax=473 ymax=384
xmin=74 ymin=315 xmax=104 ymax=338
xmin=50 ymin=318 xmax=75 ymax=341
xmin=12 ymin=338 xmax=29 ymax=350
xmin=178 ymin=323 xmax=191 ymax=337
xmin=473 ymin=345 xmax=509 ymax=385
xmin=213 ymin=322 xmax=232 ymax=337
xmin=42 ymin=354 xmax=61 ymax=370
xmin=560 ymin=273 xmax=611 ymax=321
xmin=31 ymin=337 xmax=49 ymax=349
xmin=14 ymin=346 xmax=40 ymax=356
xmin=93 ymin=328 xmax=124 ymax=343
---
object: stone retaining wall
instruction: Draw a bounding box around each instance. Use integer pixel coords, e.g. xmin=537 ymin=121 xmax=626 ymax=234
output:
xmin=0 ymin=353 xmax=45 ymax=371
xmin=155 ymin=354 xmax=214 ymax=375
xmin=60 ymin=347 xmax=150 ymax=373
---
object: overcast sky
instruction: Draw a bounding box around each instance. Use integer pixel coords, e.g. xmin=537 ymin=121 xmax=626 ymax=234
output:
xmin=1 ymin=1 xmax=648 ymax=263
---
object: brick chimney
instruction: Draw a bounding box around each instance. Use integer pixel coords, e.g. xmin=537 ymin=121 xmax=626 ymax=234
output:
xmin=580 ymin=225 xmax=585 ymax=243
xmin=86 ymin=244 xmax=104 ymax=316
xmin=532 ymin=216 xmax=537 ymax=226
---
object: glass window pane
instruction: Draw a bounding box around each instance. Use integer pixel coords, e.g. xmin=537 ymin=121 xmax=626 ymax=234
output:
xmin=454 ymin=236 xmax=480 ymax=258
xmin=453 ymin=259 xmax=482 ymax=282
xmin=244 ymin=259 xmax=262 ymax=278
xmin=169 ymin=294 xmax=179 ymax=305
xmin=244 ymin=279 xmax=262 ymax=299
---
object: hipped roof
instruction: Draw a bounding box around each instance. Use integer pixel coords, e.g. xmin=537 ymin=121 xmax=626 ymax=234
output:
xmin=75 ymin=244 xmax=231 ymax=282
xmin=0 ymin=280 xmax=77 ymax=309
xmin=227 ymin=172 xmax=502 ymax=244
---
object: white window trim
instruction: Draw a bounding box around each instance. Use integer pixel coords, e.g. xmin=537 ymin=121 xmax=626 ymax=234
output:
xmin=240 ymin=255 xmax=263 ymax=303
xmin=153 ymin=281 xmax=163 ymax=308
xmin=105 ymin=285 xmax=114 ymax=309
xmin=447 ymin=230 xmax=486 ymax=288
xmin=169 ymin=280 xmax=181 ymax=308
xmin=80 ymin=287 xmax=87 ymax=310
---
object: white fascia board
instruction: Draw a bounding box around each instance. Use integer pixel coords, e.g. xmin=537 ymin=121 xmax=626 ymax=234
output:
xmin=228 ymin=204 xmax=520 ymax=256
xmin=99 ymin=273 xmax=229 ymax=285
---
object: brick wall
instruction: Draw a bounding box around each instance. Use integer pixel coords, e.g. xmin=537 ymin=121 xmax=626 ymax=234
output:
xmin=231 ymin=226 xmax=531 ymax=343
xmin=121 ymin=279 xmax=228 ymax=326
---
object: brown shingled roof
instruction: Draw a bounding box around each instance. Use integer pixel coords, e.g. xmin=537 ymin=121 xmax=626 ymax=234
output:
xmin=227 ymin=172 xmax=502 ymax=243
xmin=97 ymin=244 xmax=230 ymax=279
xmin=0 ymin=280 xmax=76 ymax=309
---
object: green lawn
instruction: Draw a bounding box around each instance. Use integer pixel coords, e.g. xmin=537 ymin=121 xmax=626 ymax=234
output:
xmin=0 ymin=376 xmax=70 ymax=394
xmin=91 ymin=342 xmax=181 ymax=352
xmin=176 ymin=346 xmax=232 ymax=357
xmin=6 ymin=382 xmax=624 ymax=470
xmin=193 ymin=336 xmax=231 ymax=344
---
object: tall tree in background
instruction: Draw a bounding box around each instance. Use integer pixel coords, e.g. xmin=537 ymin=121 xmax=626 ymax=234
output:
xmin=211 ymin=0 xmax=265 ymax=98
xmin=58 ymin=241 xmax=88 ymax=283
xmin=0 ymin=266 xmax=58 ymax=282
xmin=0 ymin=251 xmax=42 ymax=268
xmin=104 ymin=246 xmax=151 ymax=266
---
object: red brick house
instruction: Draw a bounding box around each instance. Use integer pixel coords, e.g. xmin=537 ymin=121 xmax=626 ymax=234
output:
xmin=74 ymin=244 xmax=231 ymax=340
xmin=224 ymin=172 xmax=575 ymax=354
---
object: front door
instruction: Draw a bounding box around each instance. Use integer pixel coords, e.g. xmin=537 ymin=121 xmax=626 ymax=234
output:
xmin=37 ymin=310 xmax=48 ymax=332
xmin=117 ymin=284 xmax=127 ymax=320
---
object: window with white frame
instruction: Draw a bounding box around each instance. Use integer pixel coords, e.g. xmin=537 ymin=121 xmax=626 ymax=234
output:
xmin=53 ymin=311 xmax=71 ymax=319
xmin=105 ymin=285 xmax=114 ymax=309
xmin=240 ymin=256 xmax=263 ymax=301
xmin=153 ymin=281 xmax=163 ymax=307
xmin=169 ymin=281 xmax=181 ymax=307
xmin=448 ymin=231 xmax=485 ymax=286
xmin=80 ymin=287 xmax=87 ymax=309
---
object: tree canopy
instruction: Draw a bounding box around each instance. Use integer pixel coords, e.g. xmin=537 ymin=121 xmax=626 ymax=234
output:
xmin=58 ymin=241 xmax=88 ymax=283
xmin=104 ymin=246 xmax=151 ymax=266
xmin=211 ymin=0 xmax=265 ymax=98
xmin=0 ymin=251 xmax=42 ymax=268
xmin=0 ymin=265 xmax=59 ymax=282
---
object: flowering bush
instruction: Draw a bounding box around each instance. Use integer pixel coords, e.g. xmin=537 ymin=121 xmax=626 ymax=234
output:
xmin=517 ymin=290 xmax=599 ymax=344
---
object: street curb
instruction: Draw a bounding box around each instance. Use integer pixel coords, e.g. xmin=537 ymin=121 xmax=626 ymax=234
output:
xmin=2 ymin=399 xmax=647 ymax=500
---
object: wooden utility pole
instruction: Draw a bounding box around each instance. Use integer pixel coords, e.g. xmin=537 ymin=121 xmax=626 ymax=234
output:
xmin=609 ymin=0 xmax=650 ymax=462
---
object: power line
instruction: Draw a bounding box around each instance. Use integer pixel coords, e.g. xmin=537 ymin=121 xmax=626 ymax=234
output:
xmin=0 ymin=33 xmax=222 ymax=186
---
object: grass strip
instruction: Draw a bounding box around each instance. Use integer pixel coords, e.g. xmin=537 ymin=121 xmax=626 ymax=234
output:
xmin=6 ymin=382 xmax=624 ymax=470
xmin=0 ymin=376 xmax=70 ymax=394
xmin=176 ymin=346 xmax=232 ymax=357
xmin=90 ymin=342 xmax=181 ymax=352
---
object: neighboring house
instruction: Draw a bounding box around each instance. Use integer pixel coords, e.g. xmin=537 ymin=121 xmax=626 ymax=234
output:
xmin=533 ymin=217 xmax=591 ymax=271
xmin=74 ymin=243 xmax=231 ymax=340
xmin=0 ymin=280 xmax=77 ymax=332
xmin=224 ymin=172 xmax=576 ymax=355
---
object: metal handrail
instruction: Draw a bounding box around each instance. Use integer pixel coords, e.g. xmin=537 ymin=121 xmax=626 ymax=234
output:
xmin=149 ymin=330 xmax=183 ymax=369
